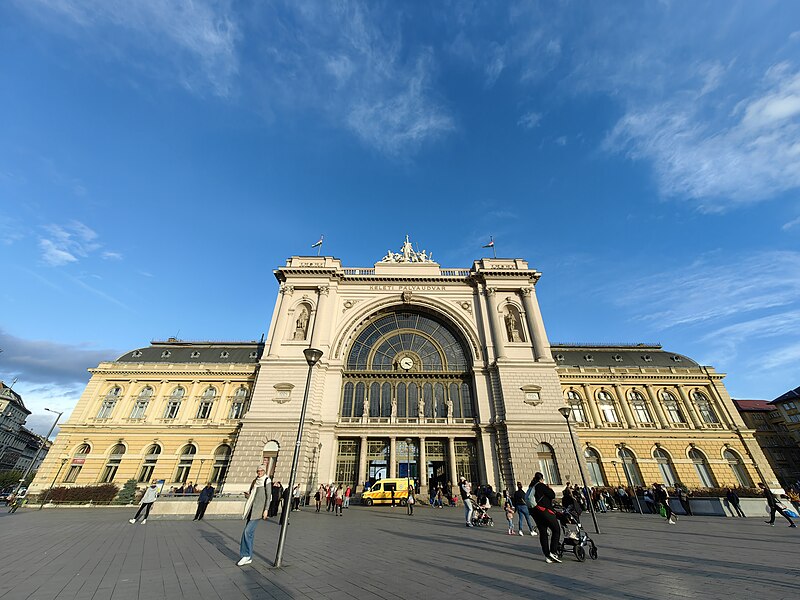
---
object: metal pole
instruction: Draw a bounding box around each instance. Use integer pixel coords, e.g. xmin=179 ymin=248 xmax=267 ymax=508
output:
xmin=563 ymin=416 xmax=600 ymax=534
xmin=39 ymin=458 xmax=67 ymax=509
xmin=274 ymin=349 xmax=321 ymax=568
xmin=14 ymin=409 xmax=62 ymax=496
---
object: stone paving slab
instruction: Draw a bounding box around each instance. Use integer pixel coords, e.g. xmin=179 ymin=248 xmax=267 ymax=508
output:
xmin=0 ymin=505 xmax=797 ymax=600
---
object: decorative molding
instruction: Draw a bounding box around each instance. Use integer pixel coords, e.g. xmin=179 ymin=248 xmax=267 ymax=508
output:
xmin=520 ymin=287 xmax=532 ymax=298
xmin=521 ymin=384 xmax=543 ymax=406
xmin=272 ymin=383 xmax=295 ymax=404
xmin=318 ymin=285 xmax=330 ymax=296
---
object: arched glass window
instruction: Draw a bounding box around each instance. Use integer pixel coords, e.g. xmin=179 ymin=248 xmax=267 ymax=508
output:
xmin=408 ymin=383 xmax=419 ymax=417
xmin=434 ymin=383 xmax=446 ymax=418
xmin=341 ymin=382 xmax=355 ymax=417
xmin=449 ymin=384 xmax=461 ymax=418
xmin=537 ymin=443 xmax=561 ymax=485
xmin=263 ymin=440 xmax=279 ymax=478
xmin=689 ymin=448 xmax=717 ymax=487
xmin=354 ymin=383 xmax=366 ymax=417
xmin=130 ymin=386 xmax=154 ymax=419
xmin=196 ymin=387 xmax=216 ymax=419
xmin=597 ymin=391 xmax=619 ymax=424
xmin=381 ymin=382 xmax=392 ymax=417
xmin=164 ymin=386 xmax=184 ymax=419
xmin=653 ymin=448 xmax=677 ymax=486
xmin=628 ymin=390 xmax=653 ymax=424
xmin=723 ymin=449 xmax=752 ymax=487
xmin=64 ymin=444 xmax=91 ymax=483
xmin=175 ymin=444 xmax=196 ymax=483
xmin=584 ymin=447 xmax=605 ymax=486
xmin=618 ymin=447 xmax=643 ymax=486
xmin=97 ymin=386 xmax=121 ymax=419
xmin=567 ymin=390 xmax=587 ymax=424
xmin=100 ymin=443 xmax=126 ymax=483
xmin=211 ymin=444 xmax=232 ymax=484
xmin=692 ymin=392 xmax=720 ymax=425
xmin=369 ymin=382 xmax=381 ymax=417
xmin=397 ymin=383 xmax=407 ymax=417
xmin=423 ymin=383 xmax=433 ymax=418
xmin=229 ymin=387 xmax=249 ymax=419
xmin=660 ymin=390 xmax=685 ymax=424
xmin=138 ymin=444 xmax=161 ymax=483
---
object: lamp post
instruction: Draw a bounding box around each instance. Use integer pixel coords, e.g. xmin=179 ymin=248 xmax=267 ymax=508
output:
xmin=274 ymin=347 xmax=323 ymax=568
xmin=404 ymin=437 xmax=412 ymax=491
xmin=615 ymin=443 xmax=643 ymax=514
xmin=14 ymin=407 xmax=63 ymax=496
xmin=558 ymin=406 xmax=600 ymax=534
xmin=39 ymin=456 xmax=68 ymax=509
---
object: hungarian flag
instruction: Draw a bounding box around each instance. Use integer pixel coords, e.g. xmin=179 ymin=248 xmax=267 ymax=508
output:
xmin=311 ymin=235 xmax=324 ymax=248
xmin=482 ymin=237 xmax=494 ymax=248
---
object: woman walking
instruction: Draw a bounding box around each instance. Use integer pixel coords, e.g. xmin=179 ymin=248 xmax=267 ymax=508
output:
xmin=129 ymin=480 xmax=159 ymax=524
xmin=407 ymin=487 xmax=415 ymax=516
xmin=512 ymin=482 xmax=537 ymax=536
xmin=237 ymin=465 xmax=272 ymax=567
xmin=334 ymin=485 xmax=344 ymax=517
xmin=530 ymin=473 xmax=562 ymax=564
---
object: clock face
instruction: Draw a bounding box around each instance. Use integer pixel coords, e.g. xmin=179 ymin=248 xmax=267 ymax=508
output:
xmin=399 ymin=357 xmax=414 ymax=370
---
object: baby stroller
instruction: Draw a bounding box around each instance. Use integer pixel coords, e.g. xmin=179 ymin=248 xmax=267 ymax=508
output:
xmin=556 ymin=508 xmax=597 ymax=561
xmin=471 ymin=504 xmax=494 ymax=527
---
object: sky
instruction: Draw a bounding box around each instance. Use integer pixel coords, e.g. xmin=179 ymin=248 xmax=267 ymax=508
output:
xmin=2 ymin=1 xmax=799 ymax=437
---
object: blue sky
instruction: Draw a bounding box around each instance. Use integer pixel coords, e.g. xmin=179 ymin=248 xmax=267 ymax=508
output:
xmin=2 ymin=1 xmax=799 ymax=436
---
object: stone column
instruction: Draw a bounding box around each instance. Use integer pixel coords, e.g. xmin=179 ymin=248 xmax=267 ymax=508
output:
xmin=520 ymin=287 xmax=549 ymax=361
xmin=582 ymin=384 xmax=603 ymax=427
xmin=419 ymin=437 xmax=427 ymax=487
xmin=389 ymin=438 xmax=397 ymax=478
xmin=612 ymin=384 xmax=636 ymax=429
xmin=357 ymin=436 xmax=368 ymax=491
xmin=644 ymin=384 xmax=669 ymax=428
xmin=448 ymin=437 xmax=458 ymax=485
xmin=485 ymin=287 xmax=507 ymax=359
xmin=310 ymin=284 xmax=331 ymax=349
xmin=268 ymin=284 xmax=293 ymax=357
xmin=676 ymin=386 xmax=703 ymax=429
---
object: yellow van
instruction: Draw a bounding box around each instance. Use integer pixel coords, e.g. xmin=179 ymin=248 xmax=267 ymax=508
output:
xmin=361 ymin=478 xmax=414 ymax=506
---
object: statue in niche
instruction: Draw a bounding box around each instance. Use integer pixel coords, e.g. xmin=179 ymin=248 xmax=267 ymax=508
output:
xmin=390 ymin=396 xmax=397 ymax=417
xmin=445 ymin=397 xmax=453 ymax=418
xmin=293 ymin=306 xmax=309 ymax=340
xmin=505 ymin=308 xmax=522 ymax=342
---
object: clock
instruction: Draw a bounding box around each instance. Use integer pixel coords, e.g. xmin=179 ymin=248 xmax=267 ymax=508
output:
xmin=399 ymin=357 xmax=414 ymax=371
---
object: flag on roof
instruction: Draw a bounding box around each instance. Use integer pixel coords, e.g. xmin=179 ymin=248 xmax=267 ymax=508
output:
xmin=482 ymin=237 xmax=494 ymax=248
xmin=311 ymin=235 xmax=324 ymax=248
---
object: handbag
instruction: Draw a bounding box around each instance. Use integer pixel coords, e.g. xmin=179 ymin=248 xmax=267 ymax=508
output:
xmin=659 ymin=504 xmax=667 ymax=518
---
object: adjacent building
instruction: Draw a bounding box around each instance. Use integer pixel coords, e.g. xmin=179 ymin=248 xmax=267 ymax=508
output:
xmin=30 ymin=240 xmax=780 ymax=495
xmin=734 ymin=399 xmax=800 ymax=487
xmin=1 ymin=381 xmax=51 ymax=475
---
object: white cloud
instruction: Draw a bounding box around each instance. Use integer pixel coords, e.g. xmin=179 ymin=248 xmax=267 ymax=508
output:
xmin=38 ymin=221 xmax=120 ymax=267
xmin=518 ymin=111 xmax=542 ymax=129
xmin=782 ymin=216 xmax=800 ymax=230
xmin=762 ymin=341 xmax=800 ymax=369
xmin=101 ymin=251 xmax=123 ymax=261
xmin=555 ymin=136 xmax=567 ymax=147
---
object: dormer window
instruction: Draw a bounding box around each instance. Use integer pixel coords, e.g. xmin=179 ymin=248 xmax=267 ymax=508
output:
xmin=132 ymin=350 xmax=143 ymax=358
xmin=555 ymin=354 xmax=565 ymax=361
xmin=671 ymin=355 xmax=682 ymax=362
xmin=220 ymin=351 xmax=230 ymax=359
xmin=161 ymin=350 xmax=171 ymax=358
xmin=613 ymin=354 xmax=623 ymax=362
xmin=642 ymin=355 xmax=652 ymax=362
xmin=584 ymin=354 xmax=594 ymax=362
xmin=191 ymin=351 xmax=200 ymax=359
xmin=249 ymin=351 xmax=258 ymax=359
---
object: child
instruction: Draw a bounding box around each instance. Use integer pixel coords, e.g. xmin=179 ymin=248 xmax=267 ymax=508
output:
xmin=503 ymin=490 xmax=516 ymax=535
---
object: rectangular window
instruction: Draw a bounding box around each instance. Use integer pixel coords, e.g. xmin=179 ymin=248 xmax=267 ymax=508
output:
xmin=130 ymin=400 xmax=148 ymax=420
xmin=164 ymin=401 xmax=181 ymax=419
xmin=64 ymin=465 xmax=82 ymax=483
xmin=196 ymin=401 xmax=213 ymax=419
xmin=570 ymin=403 xmax=588 ymax=424
xmin=229 ymin=402 xmax=245 ymax=419
xmin=633 ymin=403 xmax=653 ymax=424
xmin=96 ymin=400 xmax=116 ymax=419
xmin=100 ymin=465 xmax=118 ymax=483
xmin=665 ymin=402 xmax=685 ymax=424
xmin=600 ymin=404 xmax=618 ymax=423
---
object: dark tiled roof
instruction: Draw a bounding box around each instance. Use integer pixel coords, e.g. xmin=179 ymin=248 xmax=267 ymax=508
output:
xmin=116 ymin=340 xmax=264 ymax=364
xmin=551 ymin=344 xmax=699 ymax=368
xmin=771 ymin=386 xmax=800 ymax=404
xmin=733 ymin=399 xmax=773 ymax=412
xmin=0 ymin=382 xmax=28 ymax=414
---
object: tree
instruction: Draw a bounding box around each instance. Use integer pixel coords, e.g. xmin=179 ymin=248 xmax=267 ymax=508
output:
xmin=116 ymin=479 xmax=138 ymax=504
xmin=0 ymin=470 xmax=23 ymax=491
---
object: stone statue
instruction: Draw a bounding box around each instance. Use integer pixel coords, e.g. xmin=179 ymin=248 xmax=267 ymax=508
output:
xmin=293 ymin=307 xmax=309 ymax=340
xmin=379 ymin=235 xmax=434 ymax=264
xmin=445 ymin=397 xmax=453 ymax=417
xmin=505 ymin=309 xmax=522 ymax=342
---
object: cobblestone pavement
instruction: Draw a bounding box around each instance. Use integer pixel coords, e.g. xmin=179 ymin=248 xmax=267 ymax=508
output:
xmin=0 ymin=504 xmax=797 ymax=600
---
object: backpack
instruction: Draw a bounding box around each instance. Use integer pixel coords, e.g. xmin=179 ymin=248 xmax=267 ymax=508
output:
xmin=525 ymin=485 xmax=538 ymax=509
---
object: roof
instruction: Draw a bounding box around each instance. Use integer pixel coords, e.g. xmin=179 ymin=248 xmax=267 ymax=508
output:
xmin=733 ymin=399 xmax=774 ymax=412
xmin=771 ymin=386 xmax=800 ymax=405
xmin=115 ymin=339 xmax=264 ymax=364
xmin=0 ymin=382 xmax=29 ymax=414
xmin=550 ymin=344 xmax=699 ymax=368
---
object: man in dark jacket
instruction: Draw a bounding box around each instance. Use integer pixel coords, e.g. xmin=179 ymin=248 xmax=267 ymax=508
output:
xmin=726 ymin=488 xmax=745 ymax=518
xmin=194 ymin=483 xmax=215 ymax=521
xmin=759 ymin=483 xmax=796 ymax=527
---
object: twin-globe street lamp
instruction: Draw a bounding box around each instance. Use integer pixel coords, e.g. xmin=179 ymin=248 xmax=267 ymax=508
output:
xmin=274 ymin=347 xmax=323 ymax=568
xmin=558 ymin=406 xmax=601 ymax=534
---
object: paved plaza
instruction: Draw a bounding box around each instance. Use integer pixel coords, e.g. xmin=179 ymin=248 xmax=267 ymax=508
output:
xmin=0 ymin=504 xmax=797 ymax=600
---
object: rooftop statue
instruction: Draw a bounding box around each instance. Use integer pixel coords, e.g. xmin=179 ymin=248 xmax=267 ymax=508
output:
xmin=380 ymin=235 xmax=435 ymax=263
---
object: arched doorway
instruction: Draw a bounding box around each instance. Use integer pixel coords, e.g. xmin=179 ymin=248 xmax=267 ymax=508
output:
xmin=263 ymin=440 xmax=279 ymax=478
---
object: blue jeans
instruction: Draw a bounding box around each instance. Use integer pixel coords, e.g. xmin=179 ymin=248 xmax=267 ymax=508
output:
xmin=239 ymin=520 xmax=259 ymax=558
xmin=516 ymin=504 xmax=534 ymax=532
xmin=464 ymin=498 xmax=474 ymax=524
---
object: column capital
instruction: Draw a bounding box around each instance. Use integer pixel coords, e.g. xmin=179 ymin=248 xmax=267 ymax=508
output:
xmin=318 ymin=285 xmax=330 ymax=296
xmin=279 ymin=283 xmax=295 ymax=295
xmin=520 ymin=287 xmax=532 ymax=298
xmin=486 ymin=286 xmax=497 ymax=297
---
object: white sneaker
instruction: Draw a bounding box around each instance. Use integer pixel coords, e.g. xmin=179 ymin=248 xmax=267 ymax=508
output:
xmin=668 ymin=519 xmax=676 ymax=525
xmin=518 ymin=530 xmax=524 ymax=536
xmin=530 ymin=530 xmax=538 ymax=536
xmin=237 ymin=557 xmax=252 ymax=566
xmin=545 ymin=557 xmax=554 ymax=563
xmin=128 ymin=519 xmax=135 ymax=524
xmin=548 ymin=554 xmax=562 ymax=563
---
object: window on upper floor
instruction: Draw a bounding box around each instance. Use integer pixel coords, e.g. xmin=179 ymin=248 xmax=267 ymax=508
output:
xmin=97 ymin=387 xmax=122 ymax=419
xmin=597 ymin=391 xmax=618 ymax=423
xmin=129 ymin=386 xmax=153 ymax=419
xmin=692 ymin=392 xmax=719 ymax=424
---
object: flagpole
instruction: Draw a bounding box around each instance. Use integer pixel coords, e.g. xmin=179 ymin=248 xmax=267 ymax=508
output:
xmin=317 ymin=241 xmax=322 ymax=256
xmin=492 ymin=237 xmax=496 ymax=259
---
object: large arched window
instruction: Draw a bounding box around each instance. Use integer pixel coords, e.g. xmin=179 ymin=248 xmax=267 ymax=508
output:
xmin=100 ymin=443 xmax=126 ymax=483
xmin=229 ymin=387 xmax=249 ymax=419
xmin=597 ymin=391 xmax=619 ymax=424
xmin=211 ymin=444 xmax=232 ymax=484
xmin=130 ymin=386 xmax=154 ymax=419
xmin=138 ymin=444 xmax=161 ymax=483
xmin=689 ymin=448 xmax=717 ymax=487
xmin=566 ymin=390 xmax=588 ymax=424
xmin=196 ymin=387 xmax=217 ymax=419
xmin=660 ymin=390 xmax=686 ymax=425
xmin=584 ymin=447 xmax=605 ymax=486
xmin=175 ymin=444 xmax=196 ymax=483
xmin=653 ymin=448 xmax=677 ymax=486
xmin=537 ymin=443 xmax=561 ymax=485
xmin=64 ymin=443 xmax=91 ymax=483
xmin=97 ymin=386 xmax=121 ymax=419
xmin=618 ymin=447 xmax=643 ymax=486
xmin=628 ymin=390 xmax=653 ymax=424
xmin=340 ymin=310 xmax=474 ymax=423
xmin=692 ymin=392 xmax=720 ymax=426
xmin=164 ymin=386 xmax=185 ymax=419
xmin=723 ymin=449 xmax=752 ymax=487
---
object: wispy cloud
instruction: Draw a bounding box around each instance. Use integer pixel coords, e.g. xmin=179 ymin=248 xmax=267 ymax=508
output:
xmin=38 ymin=221 xmax=102 ymax=266
xmin=517 ymin=111 xmax=542 ymax=129
xmin=783 ymin=216 xmax=800 ymax=230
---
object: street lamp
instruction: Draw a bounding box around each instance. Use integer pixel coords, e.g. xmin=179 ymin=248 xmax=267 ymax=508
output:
xmin=615 ymin=443 xmax=643 ymax=514
xmin=39 ymin=456 xmax=68 ymax=509
xmin=274 ymin=347 xmax=323 ymax=568
xmin=14 ymin=407 xmax=63 ymax=496
xmin=404 ymin=437 xmax=412 ymax=492
xmin=558 ymin=406 xmax=600 ymax=534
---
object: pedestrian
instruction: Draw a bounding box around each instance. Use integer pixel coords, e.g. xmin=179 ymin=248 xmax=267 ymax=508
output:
xmin=129 ymin=480 xmax=159 ymax=524
xmin=390 ymin=488 xmax=396 ymax=508
xmin=654 ymin=483 xmax=676 ymax=525
xmin=529 ymin=473 xmax=562 ymax=564
xmin=314 ymin=485 xmax=322 ymax=512
xmin=759 ymin=483 xmax=796 ymax=527
xmin=512 ymin=481 xmax=537 ymax=536
xmin=643 ymin=488 xmax=655 ymax=514
xmin=237 ymin=465 xmax=272 ymax=566
xmin=269 ymin=481 xmax=282 ymax=517
xmin=677 ymin=486 xmax=692 ymax=516
xmin=176 ymin=484 xmax=185 ymax=496
xmin=503 ymin=491 xmax=516 ymax=535
xmin=344 ymin=485 xmax=352 ymax=508
xmin=326 ymin=483 xmax=334 ymax=512
xmin=407 ymin=487 xmax=415 ymax=516
xmin=185 ymin=481 xmax=195 ymax=495
xmin=193 ymin=483 xmax=214 ymax=521
xmin=435 ymin=486 xmax=443 ymax=508
xmin=334 ymin=485 xmax=344 ymax=517
xmin=726 ymin=487 xmax=746 ymax=518
xmin=291 ymin=483 xmax=301 ymax=511
xmin=459 ymin=477 xmax=474 ymax=527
